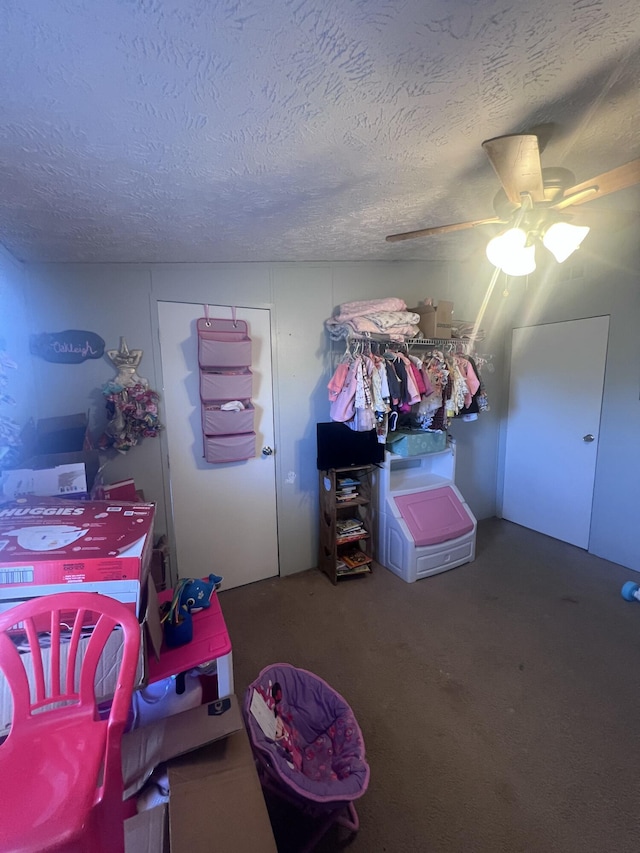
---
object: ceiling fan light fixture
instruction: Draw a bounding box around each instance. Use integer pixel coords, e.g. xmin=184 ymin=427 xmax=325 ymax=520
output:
xmin=499 ymin=244 xmax=536 ymax=277
xmin=542 ymin=221 xmax=590 ymax=263
xmin=486 ymin=228 xmax=536 ymax=276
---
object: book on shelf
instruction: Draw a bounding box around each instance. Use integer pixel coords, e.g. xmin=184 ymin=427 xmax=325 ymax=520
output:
xmin=336 ymin=484 xmax=358 ymax=494
xmin=337 ymin=562 xmax=371 ymax=576
xmin=337 ymin=477 xmax=360 ymax=488
xmin=336 ymin=518 xmax=363 ymax=536
xmin=341 ymin=548 xmax=372 ymax=569
xmin=336 ymin=532 xmax=368 ymax=544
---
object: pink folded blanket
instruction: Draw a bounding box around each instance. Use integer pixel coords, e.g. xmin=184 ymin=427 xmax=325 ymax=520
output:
xmin=328 ymin=297 xmax=407 ymax=323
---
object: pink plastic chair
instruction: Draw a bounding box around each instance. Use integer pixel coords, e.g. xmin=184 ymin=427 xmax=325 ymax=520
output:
xmin=0 ymin=592 xmax=141 ymax=853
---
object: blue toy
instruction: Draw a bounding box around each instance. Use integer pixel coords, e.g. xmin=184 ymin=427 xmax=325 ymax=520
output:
xmin=161 ymin=573 xmax=224 ymax=648
xmin=621 ymin=581 xmax=640 ymax=602
xmin=177 ymin=573 xmax=223 ymax=612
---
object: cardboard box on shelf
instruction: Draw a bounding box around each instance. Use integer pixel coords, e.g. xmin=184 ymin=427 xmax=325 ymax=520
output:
xmin=411 ymin=299 xmax=454 ymax=340
xmin=0 ymin=499 xmax=155 ymax=616
xmin=412 ymin=302 xmax=436 ymax=338
xmin=123 ymin=696 xmax=277 ymax=853
xmin=435 ymin=300 xmax=454 ymax=339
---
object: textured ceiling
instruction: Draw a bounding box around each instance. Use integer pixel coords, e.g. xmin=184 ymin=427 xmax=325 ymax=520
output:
xmin=0 ymin=0 xmax=639 ymax=263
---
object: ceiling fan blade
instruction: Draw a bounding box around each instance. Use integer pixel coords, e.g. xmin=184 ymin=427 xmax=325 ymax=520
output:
xmin=386 ymin=217 xmax=503 ymax=242
xmin=556 ymin=158 xmax=640 ymax=207
xmin=482 ymin=135 xmax=545 ymax=205
xmin=552 ymin=187 xmax=599 ymax=210
xmin=563 ymin=207 xmax=639 ymax=232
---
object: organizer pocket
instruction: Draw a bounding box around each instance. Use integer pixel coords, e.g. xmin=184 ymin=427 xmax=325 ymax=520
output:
xmin=204 ymin=432 xmax=256 ymax=463
xmin=198 ymin=336 xmax=252 ymax=369
xmin=197 ymin=318 xmax=252 ymax=368
xmin=200 ymin=369 xmax=252 ymax=403
xmin=202 ymin=402 xmax=255 ymax=436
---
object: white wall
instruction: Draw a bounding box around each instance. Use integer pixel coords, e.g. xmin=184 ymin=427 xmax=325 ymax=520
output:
xmin=24 ymin=260 xmax=504 ymax=580
xmin=0 ymin=245 xmax=35 ymax=466
xmin=17 ymin=247 xmax=639 ymax=576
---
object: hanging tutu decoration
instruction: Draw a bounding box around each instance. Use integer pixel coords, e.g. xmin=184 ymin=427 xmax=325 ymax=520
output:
xmin=99 ymin=338 xmax=163 ymax=454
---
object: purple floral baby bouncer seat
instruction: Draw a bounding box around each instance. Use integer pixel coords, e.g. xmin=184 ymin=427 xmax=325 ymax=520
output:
xmin=244 ymin=663 xmax=370 ymax=851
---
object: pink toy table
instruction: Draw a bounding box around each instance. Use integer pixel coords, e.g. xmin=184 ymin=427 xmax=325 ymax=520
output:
xmin=147 ymin=588 xmax=234 ymax=698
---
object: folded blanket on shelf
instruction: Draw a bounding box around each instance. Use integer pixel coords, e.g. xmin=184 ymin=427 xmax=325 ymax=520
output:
xmin=326 ymin=311 xmax=420 ymax=341
xmin=326 ymin=321 xmax=420 ymax=341
xmin=330 ymin=297 xmax=406 ymax=322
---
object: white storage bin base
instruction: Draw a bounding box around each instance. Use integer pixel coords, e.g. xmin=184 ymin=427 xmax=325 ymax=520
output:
xmin=381 ymin=513 xmax=476 ymax=583
xmin=374 ymin=443 xmax=477 ymax=584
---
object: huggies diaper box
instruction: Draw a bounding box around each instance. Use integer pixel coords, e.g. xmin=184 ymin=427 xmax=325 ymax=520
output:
xmin=0 ymin=500 xmax=163 ymax=738
xmin=0 ymin=499 xmax=155 ymax=616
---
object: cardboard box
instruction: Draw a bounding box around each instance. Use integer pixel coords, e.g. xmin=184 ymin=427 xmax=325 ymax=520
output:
xmin=412 ymin=303 xmax=436 ymax=338
xmin=435 ymin=300 xmax=454 ymax=339
xmin=34 ymin=413 xmax=91 ymax=455
xmin=124 ymin=697 xmax=277 ymax=853
xmin=167 ymin=728 xmax=277 ymax=853
xmin=0 ymin=576 xmax=163 ymax=736
xmin=0 ymin=500 xmax=155 ymax=615
xmin=2 ymin=414 xmax=102 ymax=501
xmin=0 ymin=453 xmax=101 ymax=501
xmin=122 ymin=695 xmax=243 ymax=796
xmin=102 ymin=479 xmax=139 ymax=502
xmin=411 ymin=300 xmax=454 ymax=339
xmin=125 ymin=807 xmax=169 ymax=853
xmin=150 ymin=535 xmax=169 ymax=591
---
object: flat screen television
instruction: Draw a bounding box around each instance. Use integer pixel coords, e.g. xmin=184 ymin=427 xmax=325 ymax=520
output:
xmin=316 ymin=422 xmax=385 ymax=471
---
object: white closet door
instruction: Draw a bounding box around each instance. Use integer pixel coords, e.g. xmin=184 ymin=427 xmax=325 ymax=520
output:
xmin=502 ymin=316 xmax=609 ymax=548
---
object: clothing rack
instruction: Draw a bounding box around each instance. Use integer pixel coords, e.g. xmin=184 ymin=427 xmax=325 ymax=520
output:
xmin=343 ymin=332 xmax=474 ymax=349
xmin=330 ymin=333 xmax=494 ymax=373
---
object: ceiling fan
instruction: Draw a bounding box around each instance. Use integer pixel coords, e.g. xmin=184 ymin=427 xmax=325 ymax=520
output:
xmin=386 ymin=134 xmax=640 ymax=274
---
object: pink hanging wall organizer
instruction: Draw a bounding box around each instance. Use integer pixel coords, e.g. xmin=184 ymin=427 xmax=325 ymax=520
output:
xmin=197 ymin=311 xmax=256 ymax=463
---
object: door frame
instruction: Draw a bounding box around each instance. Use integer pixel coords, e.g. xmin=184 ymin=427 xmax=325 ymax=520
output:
xmin=149 ymin=295 xmax=282 ymax=587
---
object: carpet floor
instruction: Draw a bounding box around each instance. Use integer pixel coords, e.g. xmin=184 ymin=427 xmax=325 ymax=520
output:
xmin=218 ymin=519 xmax=640 ymax=853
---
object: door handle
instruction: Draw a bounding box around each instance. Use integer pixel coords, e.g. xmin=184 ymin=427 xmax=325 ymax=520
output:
xmin=262 ymin=446 xmax=273 ymax=456
xmin=582 ymin=434 xmax=595 ymax=443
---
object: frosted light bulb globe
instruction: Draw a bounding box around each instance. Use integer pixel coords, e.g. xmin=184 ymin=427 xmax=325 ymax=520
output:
xmin=543 ymin=222 xmax=590 ymax=263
